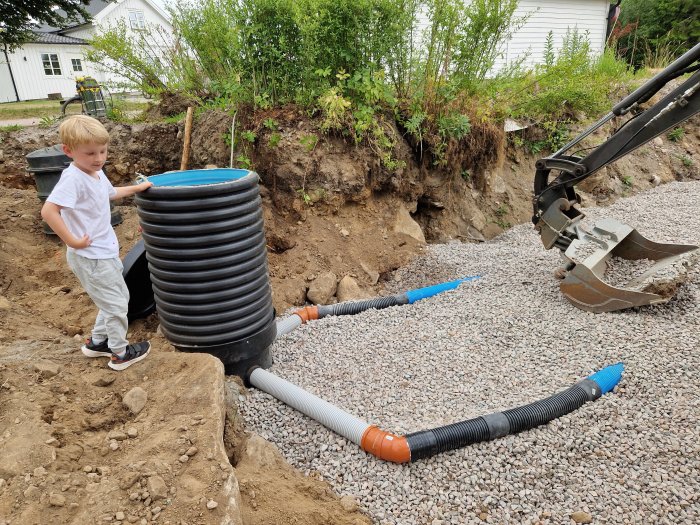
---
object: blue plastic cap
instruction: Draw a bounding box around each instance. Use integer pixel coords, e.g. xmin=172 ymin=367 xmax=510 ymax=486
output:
xmin=587 ymin=362 xmax=624 ymax=395
xmin=405 ymin=276 xmax=480 ymax=304
xmin=147 ymin=168 xmax=251 ymax=187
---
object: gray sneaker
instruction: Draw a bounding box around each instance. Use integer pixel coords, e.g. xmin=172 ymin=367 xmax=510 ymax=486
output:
xmin=108 ymin=342 xmax=151 ymax=371
xmin=81 ymin=337 xmax=111 ymax=357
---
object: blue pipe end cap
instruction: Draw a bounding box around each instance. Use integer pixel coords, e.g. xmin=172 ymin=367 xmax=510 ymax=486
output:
xmin=588 ymin=362 xmax=624 ymax=395
xmin=405 ymin=276 xmax=480 ymax=304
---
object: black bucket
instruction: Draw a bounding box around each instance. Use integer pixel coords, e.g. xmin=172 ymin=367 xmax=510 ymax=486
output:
xmin=26 ymin=145 xmax=123 ymax=234
xmin=135 ymin=168 xmax=276 ymax=377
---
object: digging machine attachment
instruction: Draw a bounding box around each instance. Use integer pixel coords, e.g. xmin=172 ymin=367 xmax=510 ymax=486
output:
xmin=532 ymin=43 xmax=700 ymax=313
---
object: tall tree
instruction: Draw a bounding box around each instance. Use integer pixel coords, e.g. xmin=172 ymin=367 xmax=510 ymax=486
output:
xmin=0 ymin=0 xmax=91 ymax=49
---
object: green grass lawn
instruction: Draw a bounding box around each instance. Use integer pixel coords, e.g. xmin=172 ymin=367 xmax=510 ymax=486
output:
xmin=0 ymin=96 xmax=150 ymax=120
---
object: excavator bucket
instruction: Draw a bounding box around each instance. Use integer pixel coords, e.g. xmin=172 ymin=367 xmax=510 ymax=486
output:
xmin=558 ymin=218 xmax=699 ymax=313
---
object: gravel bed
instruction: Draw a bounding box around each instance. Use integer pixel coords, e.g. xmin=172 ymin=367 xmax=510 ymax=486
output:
xmin=239 ymin=181 xmax=700 ymax=525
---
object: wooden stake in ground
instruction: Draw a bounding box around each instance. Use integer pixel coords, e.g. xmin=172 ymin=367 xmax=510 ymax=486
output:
xmin=180 ymin=106 xmax=194 ymax=171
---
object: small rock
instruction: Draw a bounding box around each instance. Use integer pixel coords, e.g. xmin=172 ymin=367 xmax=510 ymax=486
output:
xmin=45 ymin=437 xmax=58 ymax=446
xmin=32 ymin=360 xmax=61 ymax=379
xmin=109 ymin=441 xmax=120 ymax=451
xmin=340 ymin=229 xmax=350 ymax=237
xmin=49 ymin=493 xmax=66 ymax=507
xmin=571 ymin=511 xmax=593 ymax=524
xmin=116 ymin=512 xmax=125 ymax=521
xmin=653 ymin=136 xmax=663 ymax=147
xmin=336 ymin=275 xmax=365 ymax=302
xmin=93 ymin=375 xmax=116 ymax=387
xmin=147 ymin=475 xmax=168 ymax=501
xmin=122 ymin=387 xmax=147 ymax=414
xmin=65 ymin=325 xmax=82 ymax=337
xmin=127 ymin=427 xmax=138 ymax=438
xmin=206 ymin=500 xmax=218 ymax=510
xmin=0 ymin=478 xmax=6 ymax=490
xmin=33 ymin=466 xmax=47 ymax=477
xmin=73 ymin=334 xmax=83 ymax=341
xmin=179 ymin=455 xmax=189 ymax=463
xmin=360 ymin=262 xmax=380 ymax=285
xmin=307 ymin=272 xmax=337 ymax=305
xmin=24 ymin=485 xmax=41 ymax=499
xmin=339 ymin=496 xmax=358 ymax=512
xmin=108 ymin=430 xmax=128 ymax=441
xmin=84 ymin=465 xmax=94 ymax=473
xmin=0 ymin=295 xmax=10 ymax=311
xmin=393 ymin=205 xmax=426 ymax=244
xmin=185 ymin=446 xmax=198 ymax=457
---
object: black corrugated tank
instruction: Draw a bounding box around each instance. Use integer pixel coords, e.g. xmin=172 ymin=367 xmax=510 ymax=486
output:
xmin=135 ymin=169 xmax=275 ymax=376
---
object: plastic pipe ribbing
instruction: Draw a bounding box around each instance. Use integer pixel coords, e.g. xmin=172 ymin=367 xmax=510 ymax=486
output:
xmin=276 ymin=277 xmax=481 ymax=338
xmin=247 ymin=363 xmax=623 ymax=463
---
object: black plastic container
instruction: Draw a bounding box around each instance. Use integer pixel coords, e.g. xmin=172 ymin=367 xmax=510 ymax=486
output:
xmin=122 ymin=239 xmax=156 ymax=322
xmin=26 ymin=145 xmax=122 ymax=234
xmin=135 ymin=169 xmax=276 ymax=377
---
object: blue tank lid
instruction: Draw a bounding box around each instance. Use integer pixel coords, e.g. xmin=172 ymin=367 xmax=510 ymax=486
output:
xmin=147 ymin=169 xmax=251 ymax=187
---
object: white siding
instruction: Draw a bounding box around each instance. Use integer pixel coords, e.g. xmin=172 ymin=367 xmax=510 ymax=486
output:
xmin=0 ymin=43 xmax=101 ymax=101
xmin=0 ymin=53 xmax=18 ymax=103
xmin=492 ymin=0 xmax=609 ymax=72
xmin=97 ymin=0 xmax=171 ymax=33
xmin=415 ymin=0 xmax=609 ymax=75
xmin=91 ymin=0 xmax=174 ymax=90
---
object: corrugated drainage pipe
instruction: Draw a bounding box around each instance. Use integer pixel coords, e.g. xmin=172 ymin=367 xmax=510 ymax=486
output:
xmin=135 ymin=169 xmax=276 ymax=376
xmin=276 ymin=277 xmax=479 ymax=338
xmin=248 ymin=363 xmax=623 ymax=463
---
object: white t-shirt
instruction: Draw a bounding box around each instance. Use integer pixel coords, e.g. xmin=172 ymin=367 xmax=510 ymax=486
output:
xmin=47 ymin=163 xmax=119 ymax=259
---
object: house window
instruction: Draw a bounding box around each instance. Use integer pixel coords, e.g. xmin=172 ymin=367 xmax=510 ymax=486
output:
xmin=41 ymin=53 xmax=62 ymax=76
xmin=128 ymin=10 xmax=146 ymax=30
xmin=71 ymin=58 xmax=83 ymax=72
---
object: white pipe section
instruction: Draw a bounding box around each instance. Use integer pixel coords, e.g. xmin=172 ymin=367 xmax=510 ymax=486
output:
xmin=249 ymin=368 xmax=370 ymax=445
xmin=275 ymin=315 xmax=303 ymax=338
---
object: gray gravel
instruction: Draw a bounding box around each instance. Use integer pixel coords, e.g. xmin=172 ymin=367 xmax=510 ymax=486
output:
xmin=239 ymin=181 xmax=700 ymax=525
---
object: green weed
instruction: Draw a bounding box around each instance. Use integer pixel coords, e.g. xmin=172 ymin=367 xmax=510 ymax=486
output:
xmin=268 ymin=132 xmax=281 ymax=148
xmin=235 ymin=155 xmax=252 ymax=169
xmin=676 ymin=154 xmax=694 ymax=167
xmin=300 ymin=134 xmax=319 ymax=151
xmin=162 ymin=112 xmax=186 ymax=124
xmin=667 ymin=127 xmax=684 ymax=142
xmin=241 ymin=130 xmax=257 ymax=143
xmin=38 ymin=115 xmax=60 ymax=128
xmin=263 ymin=118 xmax=278 ymax=131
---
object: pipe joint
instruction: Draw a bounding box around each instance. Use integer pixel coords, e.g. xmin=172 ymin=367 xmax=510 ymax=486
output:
xmin=292 ymin=306 xmax=319 ymax=324
xmin=361 ymin=426 xmax=411 ymax=463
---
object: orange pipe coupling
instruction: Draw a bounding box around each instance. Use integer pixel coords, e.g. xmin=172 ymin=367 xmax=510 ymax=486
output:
xmin=292 ymin=306 xmax=319 ymax=324
xmin=361 ymin=426 xmax=411 ymax=463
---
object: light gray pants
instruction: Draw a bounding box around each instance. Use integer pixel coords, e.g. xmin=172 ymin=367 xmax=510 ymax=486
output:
xmin=66 ymin=251 xmax=129 ymax=352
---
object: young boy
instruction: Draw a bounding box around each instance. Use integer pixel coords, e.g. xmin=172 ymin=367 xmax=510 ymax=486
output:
xmin=41 ymin=115 xmax=153 ymax=370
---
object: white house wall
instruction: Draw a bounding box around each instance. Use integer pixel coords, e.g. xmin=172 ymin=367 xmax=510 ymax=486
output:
xmin=414 ymin=0 xmax=608 ymax=75
xmin=0 ymin=43 xmax=99 ymax=102
xmin=62 ymin=0 xmax=174 ymax=91
xmin=0 ymin=55 xmax=17 ymax=103
xmin=492 ymin=0 xmax=609 ymax=72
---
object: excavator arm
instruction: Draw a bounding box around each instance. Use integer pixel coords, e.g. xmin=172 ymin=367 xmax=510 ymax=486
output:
xmin=532 ymin=43 xmax=700 ymax=312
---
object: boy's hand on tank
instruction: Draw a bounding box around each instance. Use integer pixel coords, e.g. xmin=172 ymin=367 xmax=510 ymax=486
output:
xmin=71 ymin=234 xmax=92 ymax=249
xmin=137 ymin=181 xmax=154 ymax=192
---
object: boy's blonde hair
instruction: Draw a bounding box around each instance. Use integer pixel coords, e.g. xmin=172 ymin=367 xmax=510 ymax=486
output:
xmin=59 ymin=115 xmax=110 ymax=149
